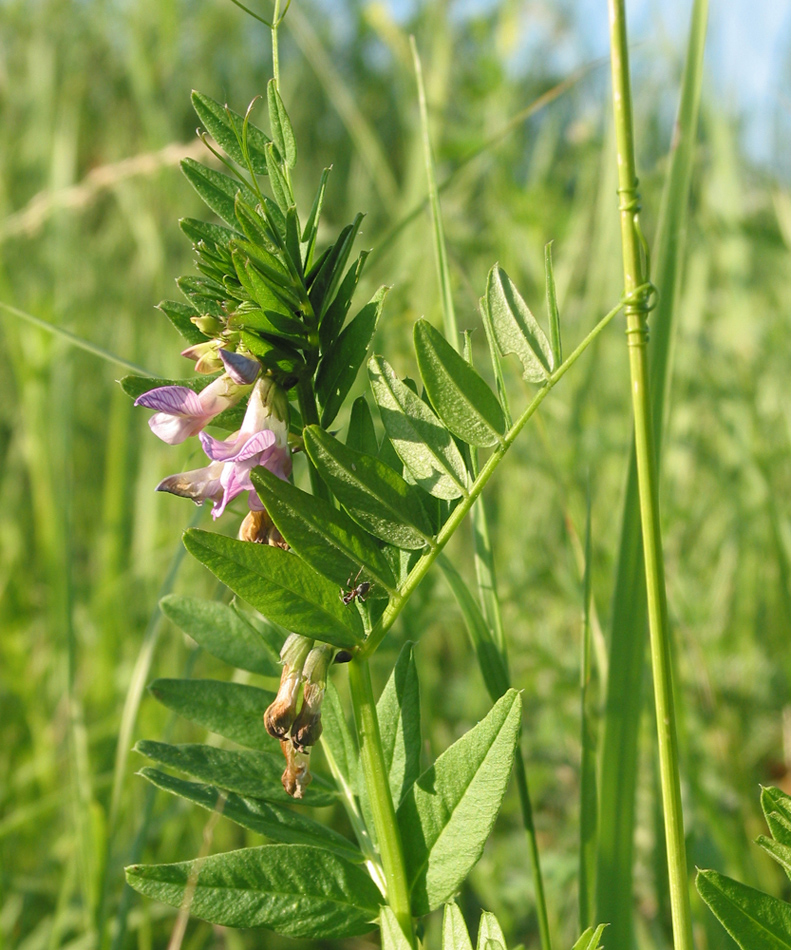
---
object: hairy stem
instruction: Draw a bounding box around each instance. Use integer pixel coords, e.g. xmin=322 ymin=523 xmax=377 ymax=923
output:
xmin=348 ymin=658 xmax=415 ymax=946
xmin=608 ymin=2 xmax=694 ymax=948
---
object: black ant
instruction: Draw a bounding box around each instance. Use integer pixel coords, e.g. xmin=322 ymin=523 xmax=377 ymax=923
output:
xmin=340 ymin=568 xmax=372 ymax=606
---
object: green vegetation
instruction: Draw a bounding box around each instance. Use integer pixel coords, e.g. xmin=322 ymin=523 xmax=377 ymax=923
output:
xmin=1 ymin=0 xmax=789 ymax=948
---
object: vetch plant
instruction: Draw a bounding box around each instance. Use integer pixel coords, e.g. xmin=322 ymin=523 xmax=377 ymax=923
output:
xmin=118 ymin=1 xmax=707 ymax=947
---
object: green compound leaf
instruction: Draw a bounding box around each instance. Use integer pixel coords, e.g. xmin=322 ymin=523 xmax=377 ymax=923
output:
xmin=397 ymin=689 xmax=522 ymax=915
xmin=304 ymin=426 xmax=433 ymax=550
xmin=476 ymin=911 xmax=507 ymax=950
xmin=267 ymin=80 xmax=297 ymax=168
xmin=369 ymin=355 xmax=469 ymax=501
xmin=316 ymin=286 xmax=388 ymax=428
xmin=181 ymin=158 xmax=257 ymax=229
xmin=413 ymin=319 xmax=505 ymax=448
xmin=156 ymin=299 xmax=206 ymax=345
xmin=135 ymin=740 xmax=337 ymax=807
xmin=191 ymin=91 xmax=270 ymax=174
xmin=140 ymin=768 xmax=361 ymax=862
xmin=148 ymin=679 xmax=275 ymax=750
xmin=697 ymin=868 xmax=791 ymax=950
xmin=442 ymin=903 xmax=474 ymax=950
xmin=571 ymin=925 xmax=607 ymax=950
xmin=380 ymin=906 xmax=413 ymax=950
xmin=160 ymin=594 xmax=281 ymax=676
xmin=183 ymin=529 xmax=364 ymax=649
xmin=126 ymin=844 xmax=381 ymax=937
xmin=485 ymin=264 xmax=554 ymax=383
xmin=252 ymin=468 xmax=396 ymax=593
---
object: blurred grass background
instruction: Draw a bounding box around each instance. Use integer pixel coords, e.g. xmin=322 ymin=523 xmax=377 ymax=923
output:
xmin=1 ymin=0 xmax=790 ymax=948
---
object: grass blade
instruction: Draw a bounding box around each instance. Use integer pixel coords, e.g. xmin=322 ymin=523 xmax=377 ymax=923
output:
xmin=595 ymin=2 xmax=708 ymax=944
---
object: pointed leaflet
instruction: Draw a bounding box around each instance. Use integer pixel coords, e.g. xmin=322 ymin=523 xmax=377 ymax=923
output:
xmin=380 ymin=906 xmax=413 ymax=950
xmin=301 ymin=167 xmax=330 ymax=269
xmin=696 ymin=868 xmax=791 ymax=950
xmin=148 ymin=679 xmax=275 ymax=750
xmin=160 ymin=595 xmax=281 ymax=676
xmin=126 ymin=844 xmax=381 ymax=937
xmin=763 ymin=786 xmax=791 ymax=847
xmin=347 ymin=396 xmax=378 ymax=456
xmin=135 ymin=740 xmax=337 ymax=806
xmin=320 ymin=682 xmax=359 ymax=794
xmin=442 ymin=903 xmax=474 ymax=950
xmin=476 ymin=911 xmax=507 ymax=950
xmin=397 ymin=689 xmax=522 ymax=915
xmin=310 ymin=214 xmax=364 ymax=322
xmin=267 ymin=79 xmax=297 ymax=168
xmin=757 ymin=834 xmax=791 ymax=882
xmin=140 ymin=768 xmax=362 ymax=862
xmin=180 ymin=216 xmax=241 ymax=250
xmin=319 ymin=250 xmax=369 ymax=351
xmin=191 ymin=91 xmax=270 ymax=174
xmin=181 ymin=158 xmax=257 ymax=229
xmin=316 ymin=287 xmax=388 ymax=427
xmin=485 ymin=265 xmax=554 ymax=383
xmin=413 ymin=319 xmax=505 ymax=448
xmin=157 ymin=299 xmax=206 ymax=345
xmin=304 ymin=426 xmax=433 ymax=550
xmin=183 ymin=529 xmax=364 ymax=649
xmin=265 ymin=142 xmax=292 ymax=213
xmin=571 ymin=925 xmax=608 ymax=950
xmin=544 ymin=242 xmax=562 ymax=366
xmin=252 ymin=468 xmax=396 ymax=592
xmin=369 ymin=355 xmax=469 ymax=500
xmin=377 ymin=642 xmax=422 ymax=805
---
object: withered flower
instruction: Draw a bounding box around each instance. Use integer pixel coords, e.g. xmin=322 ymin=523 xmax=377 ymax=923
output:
xmin=263 ymin=634 xmax=313 ymax=740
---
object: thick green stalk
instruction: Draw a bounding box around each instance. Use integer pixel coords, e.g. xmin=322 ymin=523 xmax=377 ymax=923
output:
xmin=607 ymin=3 xmax=694 ymax=949
xmin=348 ymin=658 xmax=415 ymax=946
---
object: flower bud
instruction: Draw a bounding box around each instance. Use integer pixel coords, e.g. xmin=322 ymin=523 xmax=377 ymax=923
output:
xmin=191 ymin=314 xmax=224 ymax=335
xmin=291 ymin=644 xmax=332 ymax=752
xmin=263 ymin=635 xmax=313 ymax=740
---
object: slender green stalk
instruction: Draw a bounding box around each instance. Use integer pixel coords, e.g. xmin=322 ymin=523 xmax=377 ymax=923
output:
xmin=607 ymin=3 xmax=693 ymax=949
xmin=348 ymin=658 xmax=415 ymax=946
xmin=411 ymin=37 xmax=458 ymax=344
xmin=0 ymin=301 xmax=153 ymax=376
xmin=359 ymin=296 xmax=623 ymax=659
xmin=271 ymin=0 xmax=283 ymax=90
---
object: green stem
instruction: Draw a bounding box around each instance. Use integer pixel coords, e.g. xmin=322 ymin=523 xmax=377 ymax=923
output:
xmin=513 ymin=756 xmax=552 ymax=949
xmin=348 ymin=658 xmax=415 ymax=946
xmin=359 ymin=297 xmax=623 ymax=660
xmin=271 ymin=0 xmax=282 ymax=88
xmin=608 ymin=3 xmax=694 ymax=950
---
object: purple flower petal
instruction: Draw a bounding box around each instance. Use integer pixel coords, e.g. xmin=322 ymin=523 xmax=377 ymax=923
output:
xmin=135 ymin=386 xmax=205 ymax=415
xmin=148 ymin=412 xmax=205 ymax=445
xmin=233 ymin=429 xmax=277 ymax=463
xmin=156 ymin=462 xmax=224 ymax=504
xmin=219 ymin=349 xmax=261 ymax=385
xmin=199 ymin=430 xmax=245 ymax=462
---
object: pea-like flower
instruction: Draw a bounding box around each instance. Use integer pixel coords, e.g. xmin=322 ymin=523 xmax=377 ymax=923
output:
xmin=198 ymin=375 xmax=292 ymax=518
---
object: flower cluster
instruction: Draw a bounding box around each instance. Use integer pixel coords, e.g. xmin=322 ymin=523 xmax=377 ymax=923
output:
xmin=135 ymin=349 xmax=291 ymax=532
xmin=264 ymin=635 xmax=333 ymax=798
